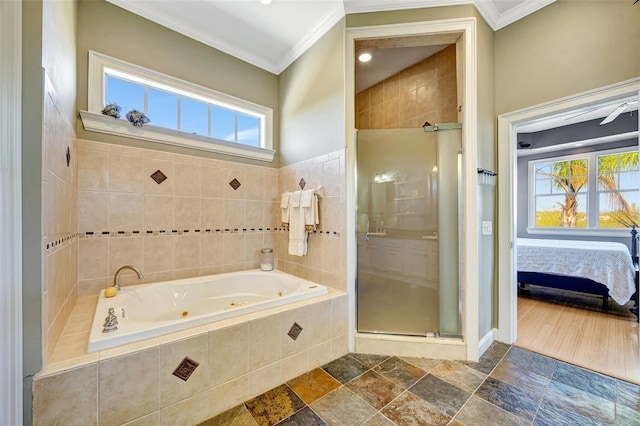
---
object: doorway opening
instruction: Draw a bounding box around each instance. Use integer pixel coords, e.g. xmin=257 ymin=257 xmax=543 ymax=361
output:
xmin=497 ymin=77 xmax=640 ymax=382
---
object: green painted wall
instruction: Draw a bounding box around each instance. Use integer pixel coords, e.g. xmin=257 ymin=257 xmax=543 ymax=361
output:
xmin=76 ymin=0 xmax=280 ymax=167
xmin=495 ymin=0 xmax=640 ymax=115
xmin=278 ymin=19 xmax=346 ymax=166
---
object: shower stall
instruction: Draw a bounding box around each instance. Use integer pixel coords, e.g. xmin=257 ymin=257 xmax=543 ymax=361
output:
xmin=356 ymin=125 xmax=462 ymax=338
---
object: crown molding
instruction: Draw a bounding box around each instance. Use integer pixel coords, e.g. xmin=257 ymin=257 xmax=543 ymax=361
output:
xmin=108 ymin=0 xmax=556 ymax=74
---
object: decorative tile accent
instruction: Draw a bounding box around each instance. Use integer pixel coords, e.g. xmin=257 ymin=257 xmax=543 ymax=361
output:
xmin=150 ymin=169 xmax=168 ymax=184
xmin=299 ymin=178 xmax=306 ymax=189
xmin=66 ymin=146 xmax=71 ymax=167
xmin=229 ymin=178 xmax=241 ymax=190
xmin=287 ymin=322 xmax=303 ymax=341
xmin=172 ymin=357 xmax=199 ymax=382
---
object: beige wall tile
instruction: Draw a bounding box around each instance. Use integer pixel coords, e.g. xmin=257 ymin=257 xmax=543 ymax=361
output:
xmin=78 ymin=191 xmax=108 ymax=232
xmin=243 ymin=232 xmax=263 ymax=265
xmin=159 ymin=333 xmax=210 ymax=407
xmin=79 ymin=238 xmax=108 ymax=280
xmin=224 ymin=199 xmax=245 ymax=230
xmin=173 ymin=235 xmax=200 ymax=270
xmin=160 ymin=391 xmax=210 ymax=426
xmin=248 ymin=313 xmax=281 ymax=371
xmin=121 ymin=412 xmax=160 ymax=426
xmin=222 ymin=234 xmax=244 ymax=265
xmin=244 ymin=200 xmax=264 ymax=231
xmin=244 ymin=169 xmax=265 ymax=201
xmin=281 ymin=351 xmax=309 ymax=383
xmin=33 ymin=364 xmax=98 ymax=426
xmin=200 ymin=234 xmax=223 ymax=268
xmin=110 ymin=153 xmax=144 ymax=194
xmin=263 ymin=173 xmax=279 ymax=202
xmin=201 ymin=165 xmax=225 ymax=198
xmin=247 ymin=361 xmax=282 ymax=398
xmin=108 ymin=237 xmax=144 ymax=278
xmin=143 ymin=236 xmax=174 ymax=273
xmin=144 ymin=194 xmax=174 ymax=231
xmin=201 ymin=198 xmax=224 ymax=231
xmin=207 ymin=376 xmax=248 ymax=419
xmin=224 ymin=169 xmax=245 ymax=200
xmin=308 ymin=341 xmax=333 ymax=370
xmin=331 ymin=294 xmax=348 ymax=338
xmin=78 ymin=148 xmax=109 ymax=191
xmin=209 ymin=323 xmax=248 ymax=386
xmin=174 ymin=196 xmax=201 ymax=231
xmin=307 ymin=299 xmax=331 ymax=347
xmin=174 ymin=161 xmax=202 ymax=197
xmin=280 ymin=306 xmax=309 ymax=358
xmin=144 ymin=158 xmax=174 ymax=195
xmin=109 ymin=192 xmax=144 ymax=231
xmin=98 ymin=348 xmax=160 ymax=426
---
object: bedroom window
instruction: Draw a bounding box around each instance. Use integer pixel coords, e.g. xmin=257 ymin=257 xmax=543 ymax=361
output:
xmin=529 ymin=148 xmax=639 ymax=233
xmin=80 ymin=51 xmax=274 ymax=162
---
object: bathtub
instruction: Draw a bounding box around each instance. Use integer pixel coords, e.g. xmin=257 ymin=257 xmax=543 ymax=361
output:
xmin=88 ymin=269 xmax=328 ymax=352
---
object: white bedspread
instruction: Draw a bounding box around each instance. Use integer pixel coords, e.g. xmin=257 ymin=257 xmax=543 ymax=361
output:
xmin=517 ymin=238 xmax=636 ymax=305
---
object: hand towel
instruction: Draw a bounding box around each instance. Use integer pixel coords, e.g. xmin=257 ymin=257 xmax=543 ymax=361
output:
xmin=291 ymin=190 xmax=301 ymax=208
xmin=301 ymin=190 xmax=319 ymax=232
xmin=280 ymin=192 xmax=292 ymax=228
xmin=288 ymin=200 xmax=307 ymax=256
xmin=301 ymin=189 xmax=314 ymax=208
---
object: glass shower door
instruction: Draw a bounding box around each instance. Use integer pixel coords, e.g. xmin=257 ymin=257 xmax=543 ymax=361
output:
xmin=356 ymin=127 xmax=461 ymax=337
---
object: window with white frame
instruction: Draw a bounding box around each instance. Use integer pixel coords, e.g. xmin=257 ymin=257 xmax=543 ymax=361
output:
xmin=80 ymin=51 xmax=274 ymax=162
xmin=529 ymin=147 xmax=639 ymax=232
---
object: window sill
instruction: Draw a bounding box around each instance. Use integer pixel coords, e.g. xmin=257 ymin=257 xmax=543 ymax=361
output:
xmin=526 ymin=227 xmax=633 ymax=238
xmin=80 ymin=111 xmax=275 ymax=162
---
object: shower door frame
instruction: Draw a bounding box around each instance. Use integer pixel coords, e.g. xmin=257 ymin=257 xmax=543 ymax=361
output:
xmin=345 ymin=18 xmax=480 ymax=361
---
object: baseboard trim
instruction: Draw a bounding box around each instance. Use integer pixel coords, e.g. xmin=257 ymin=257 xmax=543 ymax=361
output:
xmin=479 ymin=328 xmax=498 ymax=357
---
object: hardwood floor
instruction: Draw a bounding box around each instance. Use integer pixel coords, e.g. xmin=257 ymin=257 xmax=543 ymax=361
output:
xmin=516 ymin=295 xmax=640 ymax=384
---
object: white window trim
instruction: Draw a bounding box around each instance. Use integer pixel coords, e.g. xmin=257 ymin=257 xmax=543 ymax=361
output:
xmin=527 ymin=146 xmax=639 ymax=237
xmin=81 ymin=51 xmax=275 ymax=162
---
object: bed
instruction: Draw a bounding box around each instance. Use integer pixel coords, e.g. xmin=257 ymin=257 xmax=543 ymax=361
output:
xmin=516 ymin=238 xmax=639 ymax=321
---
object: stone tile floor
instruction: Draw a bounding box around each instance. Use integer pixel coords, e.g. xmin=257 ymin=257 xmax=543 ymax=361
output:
xmin=199 ymin=343 xmax=640 ymax=425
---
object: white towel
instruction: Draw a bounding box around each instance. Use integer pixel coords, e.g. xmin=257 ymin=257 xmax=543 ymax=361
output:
xmin=288 ymin=201 xmax=307 ymax=256
xmin=304 ymin=193 xmax=319 ymax=231
xmin=281 ymin=192 xmax=292 ymax=227
xmin=291 ymin=190 xmax=301 ymax=207
xmin=301 ymin=189 xmax=314 ymax=208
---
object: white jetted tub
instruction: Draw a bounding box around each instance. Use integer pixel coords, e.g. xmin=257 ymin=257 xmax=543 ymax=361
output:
xmin=88 ymin=269 xmax=328 ymax=352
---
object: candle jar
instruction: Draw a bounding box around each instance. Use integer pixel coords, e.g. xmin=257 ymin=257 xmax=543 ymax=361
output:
xmin=260 ymin=248 xmax=273 ymax=271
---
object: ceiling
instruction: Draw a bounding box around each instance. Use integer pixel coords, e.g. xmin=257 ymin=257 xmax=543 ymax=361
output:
xmin=106 ymin=0 xmax=556 ymax=75
xmin=516 ymin=95 xmax=639 ymax=133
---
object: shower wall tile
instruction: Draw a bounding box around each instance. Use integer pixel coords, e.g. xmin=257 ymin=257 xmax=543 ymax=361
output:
xmin=143 ymin=158 xmax=174 ymax=195
xmin=108 ymin=237 xmax=144 ymax=277
xmin=79 ymin=238 xmax=108 ymax=280
xmin=144 ymin=194 xmax=174 ymax=231
xmin=174 ymin=161 xmax=202 ymax=197
xmin=200 ymin=234 xmax=224 ymax=268
xmin=173 ymin=196 xmax=201 ymax=230
xmin=248 ymin=313 xmax=282 ymax=371
xmin=357 ymin=44 xmax=457 ymax=130
xmin=143 ymin=236 xmax=173 ymax=273
xmin=174 ymin=235 xmax=201 ymax=270
xmin=78 ymin=148 xmax=109 ymax=191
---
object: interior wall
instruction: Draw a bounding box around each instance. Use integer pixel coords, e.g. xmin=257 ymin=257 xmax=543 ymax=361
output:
xmin=473 ymin=9 xmax=496 ymax=341
xmin=76 ymin=0 xmax=280 ymax=167
xmin=278 ymin=19 xmax=346 ymax=167
xmin=356 ymin=44 xmax=458 ymax=129
xmin=495 ymin=0 xmax=640 ymax=116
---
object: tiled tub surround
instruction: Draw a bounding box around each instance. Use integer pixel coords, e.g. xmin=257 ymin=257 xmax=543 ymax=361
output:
xmin=33 ymin=289 xmax=348 ymax=425
xmin=77 ymin=140 xmax=345 ymax=294
xmin=42 ymin=74 xmax=79 ymax=363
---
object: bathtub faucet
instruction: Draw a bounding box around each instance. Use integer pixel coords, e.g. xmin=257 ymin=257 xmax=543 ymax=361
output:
xmin=113 ymin=265 xmax=144 ymax=291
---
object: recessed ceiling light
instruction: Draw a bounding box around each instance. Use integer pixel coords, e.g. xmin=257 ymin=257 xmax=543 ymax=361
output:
xmin=358 ymin=52 xmax=372 ymax=63
xmin=260 ymin=0 xmax=272 ymax=4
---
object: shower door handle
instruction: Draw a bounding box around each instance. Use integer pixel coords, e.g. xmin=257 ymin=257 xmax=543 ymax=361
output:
xmin=365 ymin=220 xmax=370 ymax=241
